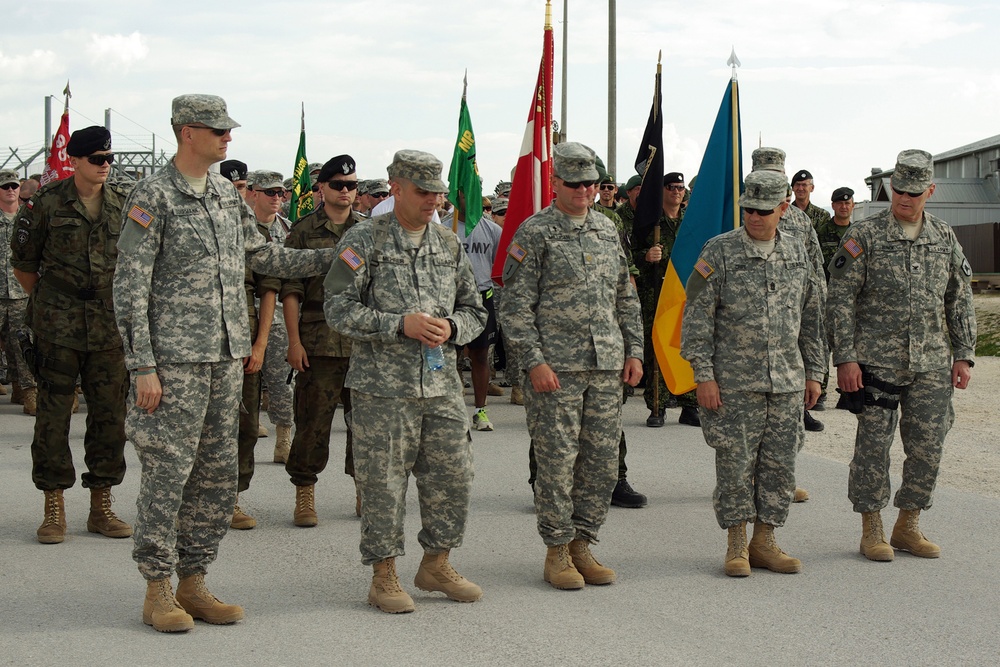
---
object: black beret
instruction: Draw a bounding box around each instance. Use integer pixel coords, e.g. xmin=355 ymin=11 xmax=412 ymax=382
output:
xmin=831 ymin=186 xmax=854 ymax=202
xmin=318 ymin=155 xmax=356 ymax=182
xmin=791 ymin=169 xmax=813 ymax=184
xmin=220 ymin=159 xmax=248 ymax=182
xmin=663 ymin=172 xmax=685 ymax=186
xmin=67 ymin=126 xmax=111 ymax=157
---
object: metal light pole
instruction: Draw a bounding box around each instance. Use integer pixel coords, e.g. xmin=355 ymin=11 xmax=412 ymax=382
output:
xmin=560 ymin=0 xmax=568 ymax=143
xmin=608 ymin=0 xmax=617 ymax=179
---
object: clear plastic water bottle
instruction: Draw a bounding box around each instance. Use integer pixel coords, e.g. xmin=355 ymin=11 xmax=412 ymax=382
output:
xmin=423 ymin=343 xmax=445 ymax=372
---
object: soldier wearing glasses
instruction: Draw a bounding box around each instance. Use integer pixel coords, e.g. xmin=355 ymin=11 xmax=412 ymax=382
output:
xmin=682 ymin=170 xmax=824 ymax=577
xmin=11 ymin=126 xmax=133 ymax=546
xmin=827 ymin=149 xmax=976 ymax=563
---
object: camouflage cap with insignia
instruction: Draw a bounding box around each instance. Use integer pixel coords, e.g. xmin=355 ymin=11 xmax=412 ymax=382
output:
xmin=491 ymin=196 xmax=509 ymax=214
xmin=751 ymin=147 xmax=786 ymax=174
xmin=308 ymin=162 xmax=324 ymax=177
xmin=368 ymin=178 xmax=389 ymax=195
xmin=553 ymin=142 xmax=599 ymax=182
xmin=170 ymin=94 xmax=240 ymax=130
xmin=739 ymin=170 xmax=788 ymax=210
xmin=245 ymin=170 xmax=259 ymax=188
xmin=387 ymin=150 xmax=448 ymax=193
xmin=891 ymin=149 xmax=934 ymax=193
xmin=253 ymin=170 xmax=284 ymax=190
xmin=283 ymin=177 xmax=294 ymax=190
xmin=0 ymin=169 xmax=19 ymax=187
xmin=356 ymin=180 xmax=370 ymax=195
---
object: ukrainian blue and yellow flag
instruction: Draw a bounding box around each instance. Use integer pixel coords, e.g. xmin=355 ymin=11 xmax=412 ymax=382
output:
xmin=651 ymin=78 xmax=743 ymax=394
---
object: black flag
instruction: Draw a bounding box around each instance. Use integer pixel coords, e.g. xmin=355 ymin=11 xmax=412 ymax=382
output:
xmin=632 ymin=59 xmax=663 ymax=246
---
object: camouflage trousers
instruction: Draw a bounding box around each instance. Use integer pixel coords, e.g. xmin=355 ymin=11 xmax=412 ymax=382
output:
xmin=492 ymin=286 xmax=520 ymax=383
xmin=848 ymin=366 xmax=953 ymax=514
xmin=286 ymin=356 xmax=354 ymax=486
xmin=0 ymin=297 xmax=34 ymax=388
xmin=31 ymin=338 xmax=127 ymax=491
xmin=641 ymin=300 xmax=696 ymax=411
xmin=524 ymin=370 xmax=621 ymax=546
xmin=701 ymin=390 xmax=802 ymax=529
xmin=261 ymin=318 xmax=293 ymax=427
xmin=237 ymin=367 xmax=261 ymax=493
xmin=128 ymin=360 xmax=241 ymax=581
xmin=351 ymin=390 xmax=473 ymax=566
xmin=527 ymin=432 xmax=628 ymax=486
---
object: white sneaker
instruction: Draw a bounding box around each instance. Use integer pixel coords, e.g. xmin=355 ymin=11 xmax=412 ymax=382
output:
xmin=473 ymin=408 xmax=494 ymax=432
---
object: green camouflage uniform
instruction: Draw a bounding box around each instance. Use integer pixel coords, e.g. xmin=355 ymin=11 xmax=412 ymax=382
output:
xmin=0 ymin=208 xmax=34 ymax=388
xmin=815 ymin=217 xmax=851 ymax=282
xmin=499 ymin=203 xmax=643 ymax=546
xmin=681 ymin=227 xmax=825 ymax=528
xmin=281 ymin=207 xmax=361 ymax=486
xmin=323 ymin=213 xmax=487 ymax=566
xmin=114 ymin=159 xmax=337 ymax=581
xmin=10 ymin=177 xmax=131 ymax=492
xmin=827 ymin=209 xmax=976 ymax=514
xmin=631 ymin=208 xmax=697 ymax=411
xmin=799 ymin=200 xmax=832 ymax=230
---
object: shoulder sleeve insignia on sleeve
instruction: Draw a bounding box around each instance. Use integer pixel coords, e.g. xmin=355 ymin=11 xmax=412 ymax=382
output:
xmin=25 ymin=200 xmax=33 ymax=210
xmin=127 ymin=205 xmax=154 ymax=228
xmin=508 ymin=242 xmax=527 ymax=263
xmin=694 ymin=257 xmax=714 ymax=279
xmin=843 ymin=238 xmax=863 ymax=258
xmin=339 ymin=246 xmax=364 ymax=271
xmin=961 ymin=258 xmax=972 ymax=277
xmin=16 ymin=227 xmax=29 ymax=246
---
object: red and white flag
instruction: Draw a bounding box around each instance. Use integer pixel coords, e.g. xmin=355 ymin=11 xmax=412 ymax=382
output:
xmin=41 ymin=83 xmax=74 ymax=186
xmin=491 ymin=5 xmax=554 ymax=284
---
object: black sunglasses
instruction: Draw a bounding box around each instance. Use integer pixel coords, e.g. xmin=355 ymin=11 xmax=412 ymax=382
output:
xmin=0 ymin=183 xmax=19 ymax=191
xmin=86 ymin=153 xmax=115 ymax=166
xmin=742 ymin=206 xmax=777 ymax=217
xmin=326 ymin=180 xmax=359 ymax=192
xmin=188 ymin=125 xmax=228 ymax=137
xmin=311 ymin=185 xmax=321 ymax=192
xmin=562 ymin=180 xmax=596 ymax=189
xmin=259 ymin=188 xmax=284 ymax=197
xmin=369 ymin=191 xmax=389 ymax=199
xmin=891 ymin=186 xmax=925 ymax=198
xmin=599 ymin=184 xmax=616 ymax=191
xmin=666 ymin=184 xmax=685 ymax=192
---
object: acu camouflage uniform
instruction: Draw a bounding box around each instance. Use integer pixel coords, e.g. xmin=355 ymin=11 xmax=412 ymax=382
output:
xmin=681 ymin=227 xmax=825 ymax=528
xmin=258 ymin=213 xmax=295 ymax=429
xmin=281 ymin=206 xmax=361 ymax=487
xmin=826 ymin=208 xmax=976 ymax=514
xmin=323 ymin=213 xmax=487 ymax=566
xmin=114 ymin=159 xmax=338 ymax=581
xmin=0 ymin=207 xmax=34 ymax=389
xmin=10 ymin=177 xmax=132 ymax=492
xmin=500 ymin=203 xmax=643 ymax=546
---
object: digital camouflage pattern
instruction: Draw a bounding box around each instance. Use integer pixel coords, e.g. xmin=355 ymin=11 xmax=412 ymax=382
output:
xmin=257 ymin=215 xmax=294 ymax=428
xmin=552 ymin=142 xmax=600 ymax=181
xmin=238 ymin=316 xmax=261 ymax=493
xmin=386 ymin=150 xmax=448 ymax=193
xmin=0 ymin=208 xmax=29 ymax=300
xmin=814 ymin=217 xmax=851 ymax=281
xmin=891 ymin=149 xmax=934 ymax=192
xmin=0 ymin=209 xmax=33 ymax=388
xmin=169 ymin=94 xmax=240 ymax=129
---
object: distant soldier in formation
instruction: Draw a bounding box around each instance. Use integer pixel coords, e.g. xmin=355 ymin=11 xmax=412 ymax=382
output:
xmin=790 ymin=169 xmax=832 ymax=230
xmin=816 ymin=186 xmax=855 ymax=410
xmin=0 ymin=170 xmax=35 ymax=408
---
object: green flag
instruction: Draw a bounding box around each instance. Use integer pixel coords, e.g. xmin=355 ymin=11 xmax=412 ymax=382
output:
xmin=447 ymin=79 xmax=483 ymax=235
xmin=289 ymin=104 xmax=313 ymax=222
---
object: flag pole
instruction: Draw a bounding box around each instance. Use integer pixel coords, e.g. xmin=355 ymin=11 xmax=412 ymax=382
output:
xmin=727 ymin=48 xmax=742 ymax=230
xmin=651 ymin=50 xmax=663 ymax=416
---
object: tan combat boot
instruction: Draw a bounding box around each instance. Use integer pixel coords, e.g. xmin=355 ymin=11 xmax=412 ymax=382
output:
xmin=0 ymin=383 xmax=7 ymax=395
xmin=22 ymin=387 xmax=37 ymax=416
xmin=413 ymin=550 xmax=483 ymax=602
xmin=543 ymin=543 xmax=585 ymax=590
xmin=293 ymin=484 xmax=318 ymax=527
xmin=37 ymin=489 xmax=66 ymax=544
xmin=176 ymin=573 xmax=244 ymax=624
xmin=510 ymin=386 xmax=524 ymax=405
xmin=890 ymin=509 xmax=940 ymax=558
xmin=11 ymin=381 xmax=22 ymax=404
xmin=369 ymin=557 xmax=415 ymax=613
xmin=793 ymin=487 xmax=810 ymax=503
xmin=87 ymin=487 xmax=133 ymax=538
xmin=569 ymin=539 xmax=616 ymax=585
xmin=273 ymin=424 xmax=292 ymax=463
xmin=860 ymin=511 xmax=894 ymax=561
xmin=143 ymin=578 xmax=194 ymax=633
xmin=258 ymin=422 xmax=268 ymax=437
xmin=724 ymin=522 xmax=751 ymax=577
xmin=748 ymin=522 xmax=802 ymax=573
xmin=231 ymin=496 xmax=256 ymax=530
xmin=71 ymin=388 xmax=80 ymax=414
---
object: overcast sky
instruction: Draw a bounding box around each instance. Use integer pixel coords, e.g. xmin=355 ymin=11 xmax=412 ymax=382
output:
xmin=2 ymin=0 xmax=997 ymax=206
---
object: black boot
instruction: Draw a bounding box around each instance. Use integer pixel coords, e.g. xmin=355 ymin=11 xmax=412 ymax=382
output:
xmin=678 ymin=406 xmax=701 ymax=427
xmin=645 ymin=409 xmax=664 ymax=428
xmin=611 ymin=478 xmax=647 ymax=508
xmin=804 ymin=409 xmax=824 ymax=432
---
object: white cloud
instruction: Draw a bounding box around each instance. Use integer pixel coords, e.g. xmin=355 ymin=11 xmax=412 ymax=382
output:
xmin=85 ymin=31 xmax=148 ymax=70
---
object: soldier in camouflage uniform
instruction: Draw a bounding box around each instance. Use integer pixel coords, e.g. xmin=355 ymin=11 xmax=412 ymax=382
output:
xmin=10 ymin=127 xmax=133 ymax=546
xmin=282 ymin=155 xmax=362 ymax=527
xmin=791 ymin=169 xmax=832 ymax=230
xmin=324 ymin=149 xmax=487 ymax=614
xmin=816 ymin=187 xmax=855 ymax=281
xmin=500 ymin=142 xmax=643 ymax=591
xmin=681 ymin=170 xmax=825 ymax=577
xmin=114 ymin=95 xmax=340 ymax=633
xmin=827 ymin=149 xmax=976 ymax=563
xmin=630 ymin=171 xmax=700 ymax=427
xmin=0 ymin=170 xmax=35 ymax=406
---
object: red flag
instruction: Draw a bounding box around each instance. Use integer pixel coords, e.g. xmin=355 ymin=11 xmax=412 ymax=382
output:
xmin=491 ymin=3 xmax=554 ymax=284
xmin=41 ymin=84 xmax=73 ymax=186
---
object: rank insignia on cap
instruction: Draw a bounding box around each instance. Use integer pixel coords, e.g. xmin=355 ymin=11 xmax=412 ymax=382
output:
xmin=128 ymin=205 xmax=154 ymax=228
xmin=508 ymin=243 xmax=527 ymax=263
xmin=843 ymin=238 xmax=863 ymax=258
xmin=339 ymin=246 xmax=364 ymax=271
xmin=694 ymin=258 xmax=714 ymax=279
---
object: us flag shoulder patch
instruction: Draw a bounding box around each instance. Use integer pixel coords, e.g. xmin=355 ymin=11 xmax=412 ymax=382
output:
xmin=508 ymin=243 xmax=527 ymax=263
xmin=694 ymin=258 xmax=714 ymax=279
xmin=843 ymin=238 xmax=863 ymax=258
xmin=128 ymin=205 xmax=154 ymax=228
xmin=339 ymin=246 xmax=364 ymax=271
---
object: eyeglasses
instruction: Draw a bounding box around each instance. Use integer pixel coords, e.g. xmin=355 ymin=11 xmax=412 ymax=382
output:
xmin=742 ymin=207 xmax=777 ymax=217
xmin=0 ymin=183 xmax=19 ymax=191
xmin=494 ymin=209 xmax=508 ymax=215
xmin=369 ymin=191 xmax=389 ymax=199
xmin=561 ymin=180 xmax=596 ymax=189
xmin=259 ymin=188 xmax=284 ymax=198
xmin=599 ymin=184 xmax=616 ymax=191
xmin=666 ymin=184 xmax=685 ymax=192
xmin=326 ymin=180 xmax=359 ymax=192
xmin=187 ymin=125 xmax=228 ymax=137
xmin=86 ymin=153 xmax=115 ymax=166
xmin=891 ymin=186 xmax=926 ymax=198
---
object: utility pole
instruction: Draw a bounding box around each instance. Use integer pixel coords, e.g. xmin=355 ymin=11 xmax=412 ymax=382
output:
xmin=608 ymin=0 xmax=617 ymax=179
xmin=559 ymin=0 xmax=568 ymax=143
